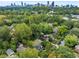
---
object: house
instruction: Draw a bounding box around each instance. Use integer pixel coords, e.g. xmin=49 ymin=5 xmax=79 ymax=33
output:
xmin=60 ymin=40 xmax=65 ymax=46
xmin=33 ymin=39 xmax=42 ymax=46
xmin=16 ymin=43 xmax=26 ymax=52
xmin=3 ymin=19 xmax=9 ymax=23
xmin=75 ymin=45 xmax=79 ymax=53
xmin=49 ymin=34 xmax=55 ymax=42
xmin=34 ymin=44 xmax=43 ymax=51
xmin=43 ymin=35 xmax=49 ymax=41
xmin=62 ymin=17 xmax=69 ymax=20
xmin=72 ymin=15 xmax=79 ymax=19
xmin=53 ymin=27 xmax=58 ymax=34
xmin=71 ymin=19 xmax=78 ymax=21
xmin=33 ymin=39 xmax=43 ymax=50
xmin=52 ymin=44 xmax=59 ymax=48
xmin=8 ymin=25 xmax=14 ymax=30
xmin=48 ymin=23 xmax=53 ymax=27
xmin=47 ymin=11 xmax=56 ymax=16
xmin=16 ymin=47 xmax=26 ymax=52
xmin=6 ymin=49 xmax=15 ymax=56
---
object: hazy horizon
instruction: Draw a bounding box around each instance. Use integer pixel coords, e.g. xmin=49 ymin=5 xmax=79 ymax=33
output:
xmin=0 ymin=1 xmax=79 ymax=7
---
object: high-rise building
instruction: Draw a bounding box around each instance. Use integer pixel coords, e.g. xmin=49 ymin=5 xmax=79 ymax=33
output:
xmin=37 ymin=3 xmax=40 ymax=6
xmin=21 ymin=2 xmax=23 ymax=6
xmin=51 ymin=1 xmax=54 ymax=8
xmin=14 ymin=3 xmax=16 ymax=6
xmin=47 ymin=1 xmax=49 ymax=6
xmin=11 ymin=3 xmax=13 ymax=6
xmin=24 ymin=3 xmax=26 ymax=6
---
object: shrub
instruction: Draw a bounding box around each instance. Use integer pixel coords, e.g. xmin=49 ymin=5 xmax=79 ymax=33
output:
xmin=39 ymin=50 xmax=48 ymax=58
xmin=0 ymin=54 xmax=7 ymax=58
xmin=73 ymin=21 xmax=79 ymax=28
xmin=0 ymin=15 xmax=6 ymax=25
xmin=48 ymin=52 xmax=57 ymax=58
xmin=55 ymin=46 xmax=76 ymax=58
xmin=64 ymin=34 xmax=78 ymax=47
xmin=58 ymin=25 xmax=68 ymax=36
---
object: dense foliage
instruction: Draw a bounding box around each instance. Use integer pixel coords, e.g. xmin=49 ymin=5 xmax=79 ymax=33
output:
xmin=0 ymin=3 xmax=79 ymax=58
xmin=17 ymin=48 xmax=39 ymax=58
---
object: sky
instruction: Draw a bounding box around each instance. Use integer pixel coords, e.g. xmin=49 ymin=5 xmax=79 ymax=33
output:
xmin=0 ymin=1 xmax=79 ymax=7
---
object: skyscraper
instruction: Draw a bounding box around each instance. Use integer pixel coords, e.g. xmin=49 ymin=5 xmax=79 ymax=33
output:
xmin=24 ymin=3 xmax=26 ymax=6
xmin=37 ymin=3 xmax=40 ymax=6
xmin=14 ymin=3 xmax=16 ymax=6
xmin=51 ymin=1 xmax=54 ymax=8
xmin=21 ymin=2 xmax=23 ymax=6
xmin=47 ymin=1 xmax=49 ymax=6
xmin=11 ymin=3 xmax=13 ymax=6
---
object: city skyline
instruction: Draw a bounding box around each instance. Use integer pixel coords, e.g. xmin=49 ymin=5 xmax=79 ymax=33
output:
xmin=0 ymin=1 xmax=79 ymax=7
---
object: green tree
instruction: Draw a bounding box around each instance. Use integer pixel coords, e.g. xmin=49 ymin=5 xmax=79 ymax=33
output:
xmin=38 ymin=23 xmax=53 ymax=34
xmin=31 ymin=23 xmax=53 ymax=38
xmin=0 ymin=40 xmax=9 ymax=54
xmin=64 ymin=34 xmax=78 ymax=47
xmin=0 ymin=15 xmax=6 ymax=25
xmin=10 ymin=39 xmax=17 ymax=51
xmin=39 ymin=50 xmax=48 ymax=58
xmin=0 ymin=25 xmax=10 ymax=40
xmin=73 ymin=21 xmax=79 ymax=28
xmin=48 ymin=51 xmax=57 ymax=58
xmin=41 ymin=41 xmax=52 ymax=51
xmin=62 ymin=20 xmax=74 ymax=29
xmin=2 ymin=41 xmax=9 ymax=50
xmin=48 ymin=46 xmax=76 ymax=58
xmin=28 ymin=14 xmax=49 ymax=24
xmin=31 ymin=24 xmax=40 ymax=38
xmin=22 ymin=39 xmax=33 ymax=47
xmin=32 ymin=6 xmax=50 ymax=14
xmin=58 ymin=25 xmax=68 ymax=36
xmin=55 ymin=46 xmax=76 ymax=58
xmin=70 ymin=28 xmax=79 ymax=37
xmin=11 ymin=23 xmax=32 ymax=41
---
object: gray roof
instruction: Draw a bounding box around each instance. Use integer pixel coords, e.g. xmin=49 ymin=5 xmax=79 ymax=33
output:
xmin=16 ymin=47 xmax=26 ymax=52
xmin=6 ymin=49 xmax=14 ymax=56
xmin=60 ymin=40 xmax=65 ymax=46
xmin=53 ymin=27 xmax=58 ymax=34
xmin=34 ymin=45 xmax=43 ymax=51
xmin=33 ymin=39 xmax=42 ymax=46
